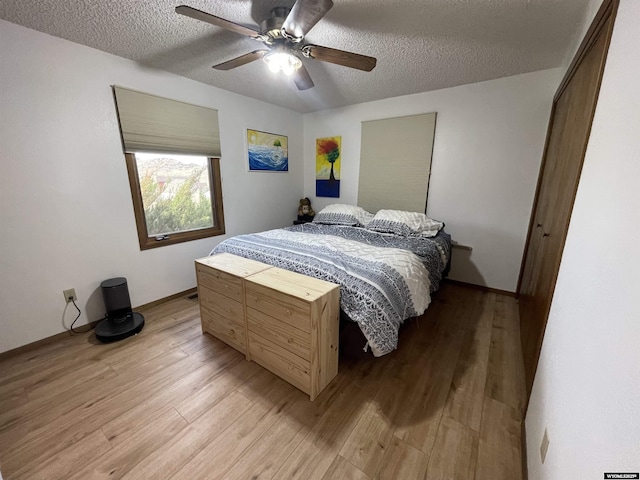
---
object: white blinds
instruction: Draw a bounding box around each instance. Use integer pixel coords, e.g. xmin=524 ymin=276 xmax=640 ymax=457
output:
xmin=113 ymin=86 xmax=221 ymax=157
xmin=358 ymin=112 xmax=436 ymax=213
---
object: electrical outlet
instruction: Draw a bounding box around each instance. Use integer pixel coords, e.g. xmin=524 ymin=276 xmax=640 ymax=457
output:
xmin=63 ymin=289 xmax=77 ymax=303
xmin=540 ymin=428 xmax=550 ymax=464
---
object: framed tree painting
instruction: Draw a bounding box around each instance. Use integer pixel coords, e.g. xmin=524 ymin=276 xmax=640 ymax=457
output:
xmin=247 ymin=129 xmax=288 ymax=172
xmin=316 ymin=136 xmax=341 ymax=197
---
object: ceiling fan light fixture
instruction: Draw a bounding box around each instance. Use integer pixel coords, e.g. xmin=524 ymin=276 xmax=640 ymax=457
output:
xmin=263 ymin=51 xmax=302 ymax=75
xmin=177 ymin=1 xmax=376 ymax=91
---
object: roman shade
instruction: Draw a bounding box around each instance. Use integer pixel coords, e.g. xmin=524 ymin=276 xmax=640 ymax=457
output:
xmin=113 ymin=86 xmax=221 ymax=157
xmin=358 ymin=112 xmax=436 ymax=213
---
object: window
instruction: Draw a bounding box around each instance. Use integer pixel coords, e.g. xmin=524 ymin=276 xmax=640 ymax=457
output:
xmin=113 ymin=86 xmax=225 ymax=249
xmin=125 ymin=152 xmax=224 ymax=250
xmin=358 ymin=113 xmax=437 ymax=214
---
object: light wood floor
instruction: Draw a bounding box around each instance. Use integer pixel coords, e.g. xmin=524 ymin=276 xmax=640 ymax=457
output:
xmin=0 ymin=283 xmax=526 ymax=480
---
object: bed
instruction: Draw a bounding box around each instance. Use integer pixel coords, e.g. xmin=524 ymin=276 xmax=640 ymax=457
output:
xmin=211 ymin=205 xmax=451 ymax=357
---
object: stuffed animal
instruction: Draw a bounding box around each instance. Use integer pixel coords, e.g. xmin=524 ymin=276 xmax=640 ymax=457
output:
xmin=297 ymin=197 xmax=315 ymax=220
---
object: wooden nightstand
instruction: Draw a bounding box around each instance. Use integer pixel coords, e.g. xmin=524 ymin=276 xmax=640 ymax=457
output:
xmin=294 ymin=215 xmax=314 ymax=225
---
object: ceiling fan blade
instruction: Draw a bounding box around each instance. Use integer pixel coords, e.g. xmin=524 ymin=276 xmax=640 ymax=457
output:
xmin=293 ymin=64 xmax=314 ymax=90
xmin=176 ymin=5 xmax=262 ymax=39
xmin=282 ymin=0 xmax=334 ymax=39
xmin=304 ymin=44 xmax=377 ymax=72
xmin=212 ymin=50 xmax=269 ymax=71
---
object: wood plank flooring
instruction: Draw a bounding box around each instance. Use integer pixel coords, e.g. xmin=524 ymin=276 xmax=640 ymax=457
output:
xmin=0 ymin=283 xmax=526 ymax=480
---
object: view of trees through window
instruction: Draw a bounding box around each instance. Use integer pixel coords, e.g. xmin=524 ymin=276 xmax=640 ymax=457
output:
xmin=134 ymin=153 xmax=214 ymax=236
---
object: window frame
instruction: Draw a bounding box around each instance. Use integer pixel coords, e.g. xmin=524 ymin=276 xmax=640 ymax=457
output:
xmin=124 ymin=152 xmax=225 ymax=250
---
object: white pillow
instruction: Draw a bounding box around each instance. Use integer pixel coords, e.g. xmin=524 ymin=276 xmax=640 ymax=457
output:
xmin=367 ymin=209 xmax=444 ymax=237
xmin=313 ymin=204 xmax=374 ymax=227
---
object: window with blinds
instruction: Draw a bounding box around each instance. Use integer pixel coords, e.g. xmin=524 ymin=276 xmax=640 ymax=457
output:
xmin=357 ymin=112 xmax=436 ymax=214
xmin=113 ymin=86 xmax=225 ymax=250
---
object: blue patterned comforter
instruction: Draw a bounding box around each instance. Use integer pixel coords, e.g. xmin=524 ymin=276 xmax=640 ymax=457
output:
xmin=211 ymin=224 xmax=451 ymax=356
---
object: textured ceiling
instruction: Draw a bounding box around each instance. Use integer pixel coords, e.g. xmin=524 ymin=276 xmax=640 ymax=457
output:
xmin=0 ymin=0 xmax=589 ymax=113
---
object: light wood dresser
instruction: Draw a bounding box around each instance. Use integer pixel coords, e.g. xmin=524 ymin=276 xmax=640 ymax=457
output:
xmin=195 ymin=253 xmax=340 ymax=400
xmin=195 ymin=253 xmax=271 ymax=355
xmin=245 ymin=267 xmax=340 ymax=400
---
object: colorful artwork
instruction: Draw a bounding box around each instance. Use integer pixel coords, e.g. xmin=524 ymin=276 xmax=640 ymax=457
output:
xmin=247 ymin=129 xmax=288 ymax=172
xmin=316 ymin=136 xmax=341 ymax=197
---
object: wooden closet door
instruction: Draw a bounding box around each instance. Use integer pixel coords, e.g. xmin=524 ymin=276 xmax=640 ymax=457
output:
xmin=518 ymin=0 xmax=617 ymax=400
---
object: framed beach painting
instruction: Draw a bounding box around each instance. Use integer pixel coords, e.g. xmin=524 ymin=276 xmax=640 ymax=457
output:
xmin=316 ymin=136 xmax=341 ymax=197
xmin=247 ymin=129 xmax=288 ymax=172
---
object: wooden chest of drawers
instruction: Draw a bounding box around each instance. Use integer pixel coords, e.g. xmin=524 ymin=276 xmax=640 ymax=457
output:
xmin=195 ymin=254 xmax=339 ymax=400
xmin=245 ymin=267 xmax=340 ymax=401
xmin=195 ymin=253 xmax=271 ymax=355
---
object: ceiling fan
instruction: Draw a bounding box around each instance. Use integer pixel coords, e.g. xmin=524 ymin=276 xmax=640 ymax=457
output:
xmin=175 ymin=0 xmax=377 ymax=90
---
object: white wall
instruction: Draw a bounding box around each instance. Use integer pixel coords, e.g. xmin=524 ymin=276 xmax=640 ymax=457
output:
xmin=561 ymin=0 xmax=604 ymax=70
xmin=0 ymin=20 xmax=303 ymax=353
xmin=303 ymin=69 xmax=561 ymax=291
xmin=526 ymin=1 xmax=640 ymax=477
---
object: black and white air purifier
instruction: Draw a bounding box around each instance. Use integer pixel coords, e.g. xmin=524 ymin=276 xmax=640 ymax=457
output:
xmin=95 ymin=277 xmax=144 ymax=343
